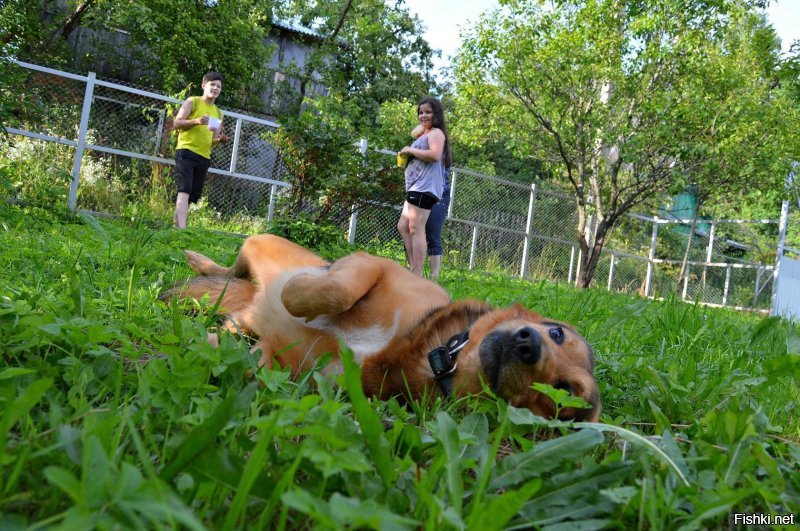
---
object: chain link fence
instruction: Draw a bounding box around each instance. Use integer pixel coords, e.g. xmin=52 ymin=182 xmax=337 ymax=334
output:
xmin=4 ymin=60 xmax=793 ymax=314
xmin=4 ymin=60 xmax=291 ymax=233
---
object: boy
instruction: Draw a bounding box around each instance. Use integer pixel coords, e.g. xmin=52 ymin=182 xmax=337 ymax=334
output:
xmin=171 ymin=71 xmax=229 ymax=228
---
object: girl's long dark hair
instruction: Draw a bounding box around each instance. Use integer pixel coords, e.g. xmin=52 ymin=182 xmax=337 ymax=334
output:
xmin=418 ymin=97 xmax=452 ymax=168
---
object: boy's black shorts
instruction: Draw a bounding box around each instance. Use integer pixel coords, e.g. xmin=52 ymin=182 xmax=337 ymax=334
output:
xmin=175 ymin=149 xmax=211 ymax=204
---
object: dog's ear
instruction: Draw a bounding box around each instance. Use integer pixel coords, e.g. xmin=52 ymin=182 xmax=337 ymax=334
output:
xmin=512 ymin=303 xmax=541 ymax=320
xmin=282 ymin=254 xmax=382 ymax=321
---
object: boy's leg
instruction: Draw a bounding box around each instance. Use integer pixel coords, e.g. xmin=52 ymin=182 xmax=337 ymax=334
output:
xmin=174 ymin=149 xmax=194 ymax=229
xmin=174 ymin=192 xmax=190 ymax=228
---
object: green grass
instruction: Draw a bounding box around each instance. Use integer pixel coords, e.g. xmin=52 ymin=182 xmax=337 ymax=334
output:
xmin=0 ymin=202 xmax=798 ymax=529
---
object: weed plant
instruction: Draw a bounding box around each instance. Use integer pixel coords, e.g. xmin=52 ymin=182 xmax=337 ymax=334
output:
xmin=0 ymin=203 xmax=798 ymax=529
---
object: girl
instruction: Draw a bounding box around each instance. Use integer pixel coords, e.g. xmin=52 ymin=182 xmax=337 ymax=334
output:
xmin=396 ymin=97 xmax=451 ymax=276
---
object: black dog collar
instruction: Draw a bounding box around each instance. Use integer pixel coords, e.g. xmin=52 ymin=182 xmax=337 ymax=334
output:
xmin=427 ymin=330 xmax=470 ymax=397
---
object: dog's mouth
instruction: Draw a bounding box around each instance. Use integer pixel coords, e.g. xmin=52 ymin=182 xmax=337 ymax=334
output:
xmin=478 ymin=327 xmax=544 ymax=391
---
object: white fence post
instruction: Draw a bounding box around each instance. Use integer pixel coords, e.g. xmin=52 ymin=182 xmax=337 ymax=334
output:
xmin=722 ymin=265 xmax=732 ymax=305
xmin=229 ymin=117 xmax=243 ymax=172
xmin=348 ymin=138 xmax=368 ymax=244
xmin=568 ymin=246 xmax=576 ymax=284
xmin=469 ymin=226 xmax=479 ymax=270
xmin=520 ymin=183 xmax=538 ymax=278
xmin=68 ymin=71 xmax=96 ymax=210
xmin=267 ymin=184 xmax=277 ymax=221
xmin=769 ymin=199 xmax=789 ymax=316
xmin=607 ymin=253 xmax=616 ymax=291
xmin=644 ymin=218 xmax=658 ymax=297
xmin=448 ymin=169 xmax=458 ymax=218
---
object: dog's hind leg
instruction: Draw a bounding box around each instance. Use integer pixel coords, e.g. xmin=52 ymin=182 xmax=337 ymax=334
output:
xmin=281 ymin=254 xmax=382 ymax=321
xmin=185 ymin=250 xmax=235 ymax=277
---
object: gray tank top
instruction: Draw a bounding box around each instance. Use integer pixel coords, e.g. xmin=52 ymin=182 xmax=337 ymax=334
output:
xmin=405 ymin=133 xmax=444 ymax=199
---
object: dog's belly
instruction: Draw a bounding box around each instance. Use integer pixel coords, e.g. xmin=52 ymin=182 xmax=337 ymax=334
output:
xmin=305 ymin=311 xmax=401 ymax=365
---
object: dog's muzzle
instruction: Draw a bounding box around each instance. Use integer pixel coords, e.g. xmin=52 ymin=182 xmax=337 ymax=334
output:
xmin=512 ymin=326 xmax=541 ymax=365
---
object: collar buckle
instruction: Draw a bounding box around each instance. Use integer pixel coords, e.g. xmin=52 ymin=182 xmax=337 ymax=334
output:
xmin=427 ymin=331 xmax=469 ymax=397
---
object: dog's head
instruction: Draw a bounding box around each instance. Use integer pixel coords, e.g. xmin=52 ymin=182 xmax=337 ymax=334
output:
xmin=454 ymin=304 xmax=600 ymax=421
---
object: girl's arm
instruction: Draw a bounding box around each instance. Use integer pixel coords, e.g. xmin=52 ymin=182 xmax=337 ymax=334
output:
xmin=400 ymin=129 xmax=444 ymax=163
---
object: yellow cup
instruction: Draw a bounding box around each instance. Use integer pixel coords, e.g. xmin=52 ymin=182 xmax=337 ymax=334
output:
xmin=397 ymin=152 xmax=409 ymax=168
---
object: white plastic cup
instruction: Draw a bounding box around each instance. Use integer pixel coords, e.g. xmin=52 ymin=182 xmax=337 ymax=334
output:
xmin=207 ymin=117 xmax=221 ymax=131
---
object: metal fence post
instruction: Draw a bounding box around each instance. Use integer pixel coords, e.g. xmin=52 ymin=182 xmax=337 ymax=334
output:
xmin=469 ymin=226 xmax=479 ymax=270
xmin=722 ymin=265 xmax=732 ymax=306
xmin=448 ymin=169 xmax=458 ymax=218
xmin=68 ymin=71 xmax=96 ymax=210
xmin=769 ymin=199 xmax=789 ymax=316
xmin=267 ymin=184 xmax=277 ymax=222
xmin=568 ymin=246 xmax=576 ymax=284
xmin=348 ymin=138 xmax=368 ymax=244
xmin=644 ymin=218 xmax=658 ymax=297
xmin=607 ymin=253 xmax=616 ymax=291
xmin=229 ymin=118 xmax=243 ymax=172
xmin=520 ymin=182 xmax=538 ymax=279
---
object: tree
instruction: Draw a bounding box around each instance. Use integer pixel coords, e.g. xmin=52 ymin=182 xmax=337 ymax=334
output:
xmin=274 ymin=0 xmax=437 ymax=130
xmin=1 ymin=0 xmax=278 ymax=109
xmin=455 ymin=0 xmax=794 ymax=288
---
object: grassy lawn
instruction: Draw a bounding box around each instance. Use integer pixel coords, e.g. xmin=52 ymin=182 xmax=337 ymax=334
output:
xmin=1 ymin=202 xmax=798 ymax=529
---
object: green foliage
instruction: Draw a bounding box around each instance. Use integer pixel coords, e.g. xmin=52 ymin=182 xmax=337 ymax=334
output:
xmin=275 ymin=0 xmax=437 ymax=130
xmin=1 ymin=204 xmax=798 ymax=528
xmin=267 ymin=98 xmax=405 ymax=225
xmin=266 ymin=215 xmax=355 ymax=258
xmin=455 ymin=0 xmax=798 ymax=287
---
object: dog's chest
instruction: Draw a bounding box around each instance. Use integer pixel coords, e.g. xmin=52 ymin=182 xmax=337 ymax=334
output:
xmin=305 ymin=311 xmax=400 ymax=365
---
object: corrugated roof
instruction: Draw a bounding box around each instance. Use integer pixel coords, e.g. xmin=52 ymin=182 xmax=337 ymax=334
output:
xmin=271 ymin=18 xmax=324 ymax=40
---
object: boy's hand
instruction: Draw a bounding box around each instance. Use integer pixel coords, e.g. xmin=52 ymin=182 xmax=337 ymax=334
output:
xmin=196 ymin=115 xmax=209 ymax=126
xmin=218 ymin=133 xmax=229 ymax=143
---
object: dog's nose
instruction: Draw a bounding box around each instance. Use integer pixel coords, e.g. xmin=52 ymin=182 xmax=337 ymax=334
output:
xmin=513 ymin=327 xmax=541 ymax=364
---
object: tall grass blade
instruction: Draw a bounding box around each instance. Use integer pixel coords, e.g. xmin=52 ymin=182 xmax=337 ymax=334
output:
xmin=574 ymin=422 xmax=691 ymax=487
xmin=338 ymin=343 xmax=396 ymax=488
xmin=222 ymin=414 xmax=280 ymax=531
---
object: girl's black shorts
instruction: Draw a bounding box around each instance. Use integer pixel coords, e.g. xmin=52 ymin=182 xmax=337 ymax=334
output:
xmin=406 ymin=191 xmax=439 ymax=210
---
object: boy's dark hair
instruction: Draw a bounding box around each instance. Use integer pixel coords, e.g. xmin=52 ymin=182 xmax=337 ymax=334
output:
xmin=202 ymin=71 xmax=223 ymax=84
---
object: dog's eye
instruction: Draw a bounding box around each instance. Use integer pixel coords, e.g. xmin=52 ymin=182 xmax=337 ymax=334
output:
xmin=549 ymin=327 xmax=564 ymax=344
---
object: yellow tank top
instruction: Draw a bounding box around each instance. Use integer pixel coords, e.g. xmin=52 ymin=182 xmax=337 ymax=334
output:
xmin=176 ymin=96 xmax=223 ymax=159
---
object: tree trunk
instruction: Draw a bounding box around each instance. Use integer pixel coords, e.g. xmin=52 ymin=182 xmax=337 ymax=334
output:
xmin=576 ymin=218 xmax=611 ymax=288
xmin=46 ymin=0 xmax=98 ymax=48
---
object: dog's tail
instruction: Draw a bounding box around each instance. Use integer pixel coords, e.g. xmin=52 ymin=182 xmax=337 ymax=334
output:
xmin=158 ymin=276 xmax=257 ymax=315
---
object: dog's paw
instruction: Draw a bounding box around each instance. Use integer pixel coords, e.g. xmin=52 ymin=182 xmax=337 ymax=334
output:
xmin=185 ymin=250 xmax=212 ymax=273
xmin=207 ymin=332 xmax=219 ymax=348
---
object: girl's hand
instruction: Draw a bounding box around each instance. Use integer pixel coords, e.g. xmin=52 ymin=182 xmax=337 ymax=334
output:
xmin=400 ymin=146 xmax=414 ymax=155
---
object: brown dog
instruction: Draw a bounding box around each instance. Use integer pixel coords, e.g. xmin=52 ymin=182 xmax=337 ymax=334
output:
xmin=162 ymin=234 xmax=600 ymax=421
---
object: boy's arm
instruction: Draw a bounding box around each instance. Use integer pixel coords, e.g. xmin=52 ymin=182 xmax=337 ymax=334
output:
xmin=173 ymin=98 xmax=207 ymax=130
xmin=212 ymin=118 xmax=229 ymax=144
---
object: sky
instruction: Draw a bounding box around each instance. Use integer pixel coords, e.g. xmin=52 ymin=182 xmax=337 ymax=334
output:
xmin=404 ymin=0 xmax=800 ymax=73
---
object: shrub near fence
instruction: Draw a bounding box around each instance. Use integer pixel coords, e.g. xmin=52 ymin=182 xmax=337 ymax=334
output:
xmin=3 ymin=60 xmax=791 ymax=313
